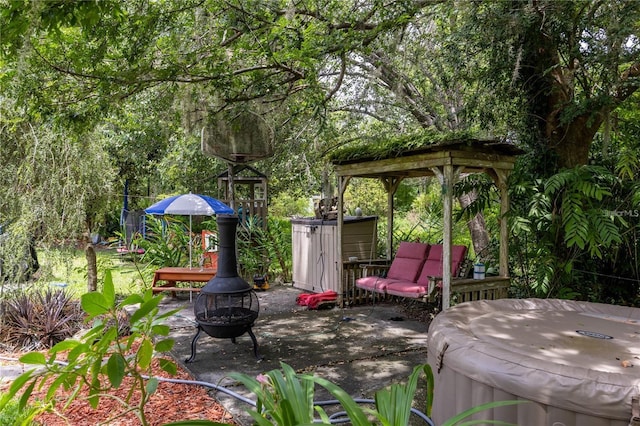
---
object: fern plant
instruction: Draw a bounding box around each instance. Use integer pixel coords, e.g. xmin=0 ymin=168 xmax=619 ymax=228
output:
xmin=544 ymin=165 xmax=621 ymax=258
xmin=508 ymin=165 xmax=629 ymax=297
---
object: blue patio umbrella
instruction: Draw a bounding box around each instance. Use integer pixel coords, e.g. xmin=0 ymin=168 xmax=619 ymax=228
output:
xmin=145 ymin=193 xmax=233 ymax=267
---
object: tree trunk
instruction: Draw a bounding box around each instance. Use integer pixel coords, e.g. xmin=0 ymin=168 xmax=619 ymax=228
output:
xmin=86 ymin=243 xmax=97 ymax=292
xmin=458 ymin=191 xmax=490 ymax=258
xmin=549 ymin=114 xmax=604 ymax=169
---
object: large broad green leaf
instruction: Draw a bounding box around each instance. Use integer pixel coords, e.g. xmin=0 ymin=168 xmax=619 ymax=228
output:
xmin=146 ymin=377 xmax=159 ymax=395
xmin=272 ymin=362 xmax=314 ymax=423
xmin=120 ymin=293 xmax=145 ymax=307
xmin=50 ymin=339 xmax=81 ymax=354
xmin=107 ymin=353 xmax=126 ymax=388
xmin=0 ymin=370 xmax=35 ymax=412
xmin=154 ymin=308 xmax=182 ymax=324
xmin=66 ymin=342 xmax=90 ymax=363
xmin=425 ymin=363 xmax=434 ymax=416
xmin=81 ymin=292 xmax=111 ymax=317
xmin=441 ymin=400 xmax=526 ymax=426
xmin=137 ymin=338 xmax=154 ymax=369
xmin=374 ymin=364 xmax=429 ymax=426
xmin=129 ymin=295 xmax=162 ymax=325
xmin=304 ymin=374 xmax=371 ymax=426
xmin=18 ymin=380 xmax=37 ymax=411
xmin=158 ymin=358 xmax=177 ymax=376
xmin=46 ymin=373 xmax=75 ymax=401
xmin=102 ymin=269 xmax=116 ymax=307
xmin=154 ymin=338 xmax=174 ymax=352
xmin=151 ymin=324 xmax=172 ymax=336
xmin=19 ymin=352 xmax=47 ymax=365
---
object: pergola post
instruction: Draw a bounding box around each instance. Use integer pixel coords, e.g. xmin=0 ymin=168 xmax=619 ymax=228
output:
xmin=431 ymin=165 xmax=455 ymax=310
xmin=495 ymin=169 xmax=511 ymax=277
xmin=432 ymin=164 xmax=464 ymax=310
xmin=337 ymin=175 xmax=351 ymax=306
xmin=381 ymin=177 xmax=402 ymax=260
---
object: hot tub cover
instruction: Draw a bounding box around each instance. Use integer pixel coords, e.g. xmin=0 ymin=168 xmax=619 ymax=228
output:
xmin=428 ymin=298 xmax=640 ymax=421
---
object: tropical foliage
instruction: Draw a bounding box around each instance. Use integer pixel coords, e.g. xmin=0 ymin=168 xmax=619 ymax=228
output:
xmin=225 ymin=362 xmax=523 ymax=426
xmin=135 ymin=216 xmax=192 ymax=268
xmin=236 ymin=217 xmax=293 ymax=284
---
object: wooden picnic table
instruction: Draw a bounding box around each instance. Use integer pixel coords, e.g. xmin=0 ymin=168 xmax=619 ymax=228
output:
xmin=151 ymin=267 xmax=217 ymax=296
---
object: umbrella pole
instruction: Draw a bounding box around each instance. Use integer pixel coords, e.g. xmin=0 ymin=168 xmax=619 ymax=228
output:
xmin=189 ymin=215 xmax=193 ymax=302
xmin=189 ymin=215 xmax=193 ymax=268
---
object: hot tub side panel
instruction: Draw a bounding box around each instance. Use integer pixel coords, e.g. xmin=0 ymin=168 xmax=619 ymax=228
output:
xmin=427 ymin=348 xmax=628 ymax=426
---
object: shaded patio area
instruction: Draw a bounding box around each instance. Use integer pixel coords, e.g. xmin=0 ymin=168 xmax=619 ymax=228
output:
xmin=162 ymin=284 xmax=433 ymax=425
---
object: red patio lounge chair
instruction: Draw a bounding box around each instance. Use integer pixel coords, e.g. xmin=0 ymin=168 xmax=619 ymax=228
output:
xmin=355 ymin=241 xmax=430 ymax=295
xmin=386 ymin=244 xmax=467 ymax=298
xmin=356 ymin=242 xmax=467 ymax=300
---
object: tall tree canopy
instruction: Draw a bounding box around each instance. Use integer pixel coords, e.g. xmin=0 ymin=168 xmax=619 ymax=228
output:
xmin=467 ymin=1 xmax=640 ymax=169
xmin=4 ymin=1 xmax=637 ymax=163
xmin=1 ymin=0 xmax=441 ymax=119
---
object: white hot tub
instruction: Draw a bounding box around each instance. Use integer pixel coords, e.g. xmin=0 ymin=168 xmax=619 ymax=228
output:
xmin=427 ymin=299 xmax=640 ymax=426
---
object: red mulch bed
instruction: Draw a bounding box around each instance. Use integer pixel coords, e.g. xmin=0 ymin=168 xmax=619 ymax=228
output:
xmin=1 ymin=354 xmax=238 ymax=425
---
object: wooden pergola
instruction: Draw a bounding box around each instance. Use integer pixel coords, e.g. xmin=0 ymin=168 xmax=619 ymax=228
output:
xmin=331 ymin=139 xmax=523 ymax=309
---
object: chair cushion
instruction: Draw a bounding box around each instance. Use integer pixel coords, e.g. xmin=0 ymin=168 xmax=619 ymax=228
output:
xmin=395 ymin=241 xmax=430 ymax=259
xmin=356 ymin=242 xmax=430 ymax=292
xmin=451 ymin=245 xmax=468 ymax=268
xmin=386 ymin=282 xmax=429 ymax=298
xmin=383 ymin=242 xmax=429 ymax=282
xmin=387 ymin=257 xmax=425 ymax=282
xmin=427 ymin=244 xmax=443 ymax=260
xmin=416 ymin=259 xmax=444 ymax=286
xmin=416 ymin=245 xmax=467 ymax=286
xmin=356 ymin=276 xmax=393 ymax=293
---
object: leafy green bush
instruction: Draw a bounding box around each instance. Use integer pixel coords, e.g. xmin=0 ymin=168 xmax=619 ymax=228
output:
xmin=136 ymin=216 xmax=190 ymax=267
xmin=0 ymin=288 xmax=84 ymax=351
xmin=237 ymin=217 xmax=292 ymax=283
xmin=509 ymin=164 xmax=630 ymax=299
xmin=222 ymin=362 xmax=523 ymax=426
xmin=269 ymin=192 xmax=313 ymax=218
xmin=0 ymin=393 xmax=39 ymax=425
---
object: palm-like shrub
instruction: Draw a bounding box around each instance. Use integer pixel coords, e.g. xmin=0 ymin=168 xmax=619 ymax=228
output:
xmin=135 ymin=216 xmax=190 ymax=267
xmin=237 ymin=217 xmax=292 ymax=283
xmin=0 ymin=288 xmax=84 ymax=351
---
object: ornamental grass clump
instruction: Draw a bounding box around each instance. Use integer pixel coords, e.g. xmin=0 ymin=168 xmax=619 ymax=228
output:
xmin=0 ymin=287 xmax=84 ymax=351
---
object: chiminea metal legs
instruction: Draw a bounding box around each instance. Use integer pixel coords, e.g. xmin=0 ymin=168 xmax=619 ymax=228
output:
xmin=185 ymin=325 xmax=261 ymax=363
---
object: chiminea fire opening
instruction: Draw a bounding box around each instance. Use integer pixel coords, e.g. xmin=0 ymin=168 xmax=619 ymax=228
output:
xmin=186 ymin=215 xmax=260 ymax=363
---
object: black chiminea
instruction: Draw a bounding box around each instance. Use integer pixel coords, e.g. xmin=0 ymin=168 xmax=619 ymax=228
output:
xmin=186 ymin=215 xmax=260 ymax=363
